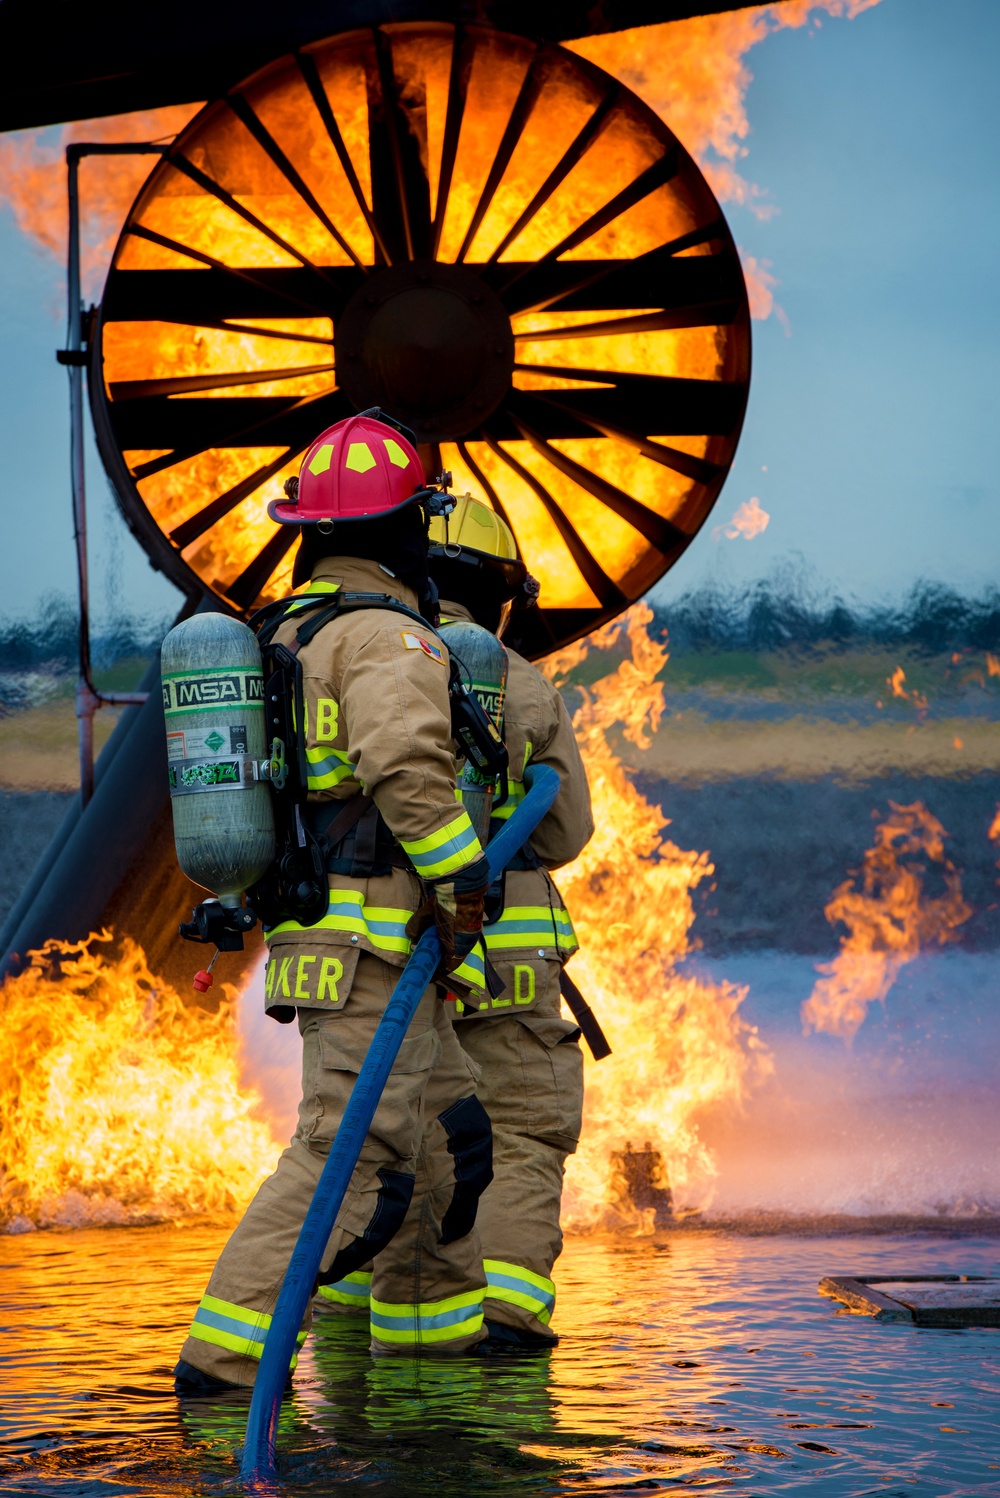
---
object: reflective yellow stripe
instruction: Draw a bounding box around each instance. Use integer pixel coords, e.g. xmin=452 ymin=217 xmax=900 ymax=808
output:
xmin=318 ymin=1271 xmax=372 ymax=1308
xmin=370 ymin=1289 xmax=484 ymax=1346
xmin=401 ymin=811 xmax=483 ymax=879
xmin=452 ymin=944 xmax=486 ymax=990
xmin=489 ymin=777 xmax=525 ymax=822
xmin=305 ymin=743 xmax=354 ymax=790
xmin=483 ymin=1260 xmax=555 ymax=1325
xmin=188 ymin=1294 xmax=307 ymax=1362
xmin=269 ymin=889 xmax=413 ymax=952
xmin=483 ymin=905 xmax=578 ymax=955
xmin=285 ymin=580 xmax=342 ymax=613
xmin=491 ymin=741 xmax=533 ymax=821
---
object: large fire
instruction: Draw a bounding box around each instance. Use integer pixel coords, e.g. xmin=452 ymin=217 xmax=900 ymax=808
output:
xmin=0 ymin=933 xmax=275 ymax=1231
xmin=0 ymin=609 xmax=768 ymax=1234
xmin=0 ymin=2 xmax=881 ymax=294
xmin=0 ymin=0 xmax=893 ymax=1233
xmin=801 ymin=801 xmax=971 ymax=1044
xmin=545 ymin=604 xmax=770 ymax=1225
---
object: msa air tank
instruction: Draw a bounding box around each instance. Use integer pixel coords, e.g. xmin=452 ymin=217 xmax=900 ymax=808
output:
xmin=161 ymin=614 xmax=275 ymax=907
xmin=440 ymin=620 xmax=508 ymax=847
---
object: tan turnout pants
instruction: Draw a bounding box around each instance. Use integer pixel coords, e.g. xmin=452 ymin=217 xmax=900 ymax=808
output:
xmin=318 ymin=956 xmax=583 ymax=1342
xmin=457 ymin=958 xmax=583 ymax=1340
xmin=179 ymin=951 xmax=492 ymax=1385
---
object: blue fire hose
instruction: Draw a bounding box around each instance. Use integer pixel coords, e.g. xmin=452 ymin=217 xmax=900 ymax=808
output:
xmin=240 ymin=764 xmax=559 ymax=1486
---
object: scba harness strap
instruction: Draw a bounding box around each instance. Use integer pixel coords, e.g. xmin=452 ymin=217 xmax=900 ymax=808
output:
xmin=251 ymin=589 xmax=508 ymax=788
xmin=244 ymin=591 xmax=509 ymax=925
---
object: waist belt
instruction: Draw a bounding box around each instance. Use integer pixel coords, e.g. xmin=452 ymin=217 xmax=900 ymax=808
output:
xmin=304 ymin=797 xmax=411 ymax=879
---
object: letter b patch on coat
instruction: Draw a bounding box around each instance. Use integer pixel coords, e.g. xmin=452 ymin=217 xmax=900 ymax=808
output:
xmin=264 ymin=944 xmax=360 ymax=1018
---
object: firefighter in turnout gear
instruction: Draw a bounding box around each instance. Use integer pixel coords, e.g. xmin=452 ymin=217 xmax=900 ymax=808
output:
xmin=317 ymin=495 xmax=594 ymax=1350
xmin=175 ymin=415 xmax=495 ymax=1392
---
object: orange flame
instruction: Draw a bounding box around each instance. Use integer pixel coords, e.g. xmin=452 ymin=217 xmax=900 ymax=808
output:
xmin=570 ymin=0 xmax=883 ymax=318
xmin=0 ymin=106 xmax=201 ymax=296
xmin=546 ymin=604 xmax=771 ymax=1224
xmin=0 ymin=4 xmax=882 ymax=306
xmin=713 ymin=494 xmax=770 ymax=540
xmin=801 ymin=802 xmax=970 ymax=1044
xmin=1 ymin=618 xmax=768 ymax=1236
xmin=0 ymin=933 xmax=276 ymax=1232
xmin=570 ymin=1 xmax=883 ymax=210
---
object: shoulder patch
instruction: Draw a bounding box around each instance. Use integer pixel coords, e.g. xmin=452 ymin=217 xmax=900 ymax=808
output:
xmin=401 ymin=631 xmax=445 ymax=665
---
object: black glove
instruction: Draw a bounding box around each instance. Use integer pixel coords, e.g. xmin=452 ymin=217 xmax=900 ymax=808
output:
xmin=406 ymin=853 xmax=490 ymax=973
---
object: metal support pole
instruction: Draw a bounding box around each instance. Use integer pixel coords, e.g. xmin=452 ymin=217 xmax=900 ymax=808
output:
xmin=61 ymin=142 xmax=166 ymax=805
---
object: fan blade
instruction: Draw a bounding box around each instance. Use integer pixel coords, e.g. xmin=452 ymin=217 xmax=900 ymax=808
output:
xmin=167 ymin=151 xmax=340 ymax=290
xmin=296 ymin=51 xmax=394 ymax=266
xmin=117 ymin=389 xmax=350 ymax=471
xmin=226 ymin=525 xmax=300 ymax=610
xmin=524 ymin=394 xmax=721 ymax=484
xmin=516 ymin=306 xmax=739 ymax=341
xmin=117 ymin=220 xmax=329 ymax=314
xmin=431 ymin=25 xmax=476 ymax=259
xmin=368 ymin=25 xmax=432 ymax=261
xmin=493 ymin=225 xmax=731 ymax=318
xmin=227 ymin=94 xmax=368 ymax=270
xmin=455 ymin=42 xmax=549 ymax=264
xmin=105 ymin=266 xmax=357 ymax=324
xmin=542 ymin=148 xmax=678 ymax=262
xmin=109 ymin=364 xmax=334 ymax=401
xmin=509 ymin=406 xmax=688 ymax=552
xmin=509 ymin=365 xmax=745 ymax=435
xmin=486 ymin=84 xmax=621 ymax=265
xmin=497 ymin=148 xmax=678 ymax=302
xmin=482 ymin=434 xmax=627 ymax=610
xmin=169 ymin=446 xmax=306 ymax=549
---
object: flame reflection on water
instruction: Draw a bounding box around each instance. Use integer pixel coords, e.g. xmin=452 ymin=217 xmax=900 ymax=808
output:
xmin=0 ymin=1225 xmax=997 ymax=1494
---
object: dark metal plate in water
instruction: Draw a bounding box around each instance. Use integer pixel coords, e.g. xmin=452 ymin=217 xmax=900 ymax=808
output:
xmin=820 ymin=1274 xmax=1000 ymax=1325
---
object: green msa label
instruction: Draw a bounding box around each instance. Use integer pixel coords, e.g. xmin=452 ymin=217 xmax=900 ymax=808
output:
xmin=162 ymin=668 xmax=264 ymax=717
xmin=168 ymin=759 xmax=242 ymax=791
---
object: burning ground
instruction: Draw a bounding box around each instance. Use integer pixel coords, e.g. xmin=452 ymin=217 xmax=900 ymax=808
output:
xmin=2 ymin=600 xmax=999 ymax=1233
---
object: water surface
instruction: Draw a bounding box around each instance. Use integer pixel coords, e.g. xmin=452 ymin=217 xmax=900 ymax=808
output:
xmin=2 ymin=1225 xmax=997 ymax=1495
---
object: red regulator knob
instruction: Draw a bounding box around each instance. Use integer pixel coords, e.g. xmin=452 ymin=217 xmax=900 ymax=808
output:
xmin=193 ymin=969 xmax=214 ymax=993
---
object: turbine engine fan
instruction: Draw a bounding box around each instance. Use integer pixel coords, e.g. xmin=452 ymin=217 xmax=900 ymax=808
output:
xmin=91 ymin=22 xmax=750 ymax=657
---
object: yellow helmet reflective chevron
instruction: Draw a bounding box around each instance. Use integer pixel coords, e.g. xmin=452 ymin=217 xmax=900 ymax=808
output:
xmin=428 ymin=494 xmax=519 ymax=565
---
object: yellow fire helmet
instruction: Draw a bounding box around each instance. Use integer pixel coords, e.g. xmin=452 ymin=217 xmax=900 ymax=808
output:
xmin=428 ymin=494 xmax=531 ymax=636
xmin=428 ymin=493 xmax=520 ymax=568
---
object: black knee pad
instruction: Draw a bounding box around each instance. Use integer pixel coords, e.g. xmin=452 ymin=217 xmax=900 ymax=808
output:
xmin=315 ymin=1167 xmax=414 ymax=1288
xmin=437 ymin=1094 xmax=494 ymax=1245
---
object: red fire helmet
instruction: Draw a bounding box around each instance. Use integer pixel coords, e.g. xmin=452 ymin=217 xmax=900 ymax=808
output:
xmin=268 ymin=411 xmax=426 ymax=525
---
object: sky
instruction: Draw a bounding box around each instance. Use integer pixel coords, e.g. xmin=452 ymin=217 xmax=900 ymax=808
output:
xmin=0 ymin=0 xmax=997 ymax=628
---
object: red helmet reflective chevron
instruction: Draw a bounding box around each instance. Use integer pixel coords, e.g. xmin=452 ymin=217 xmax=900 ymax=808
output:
xmin=268 ymin=410 xmax=426 ymax=525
